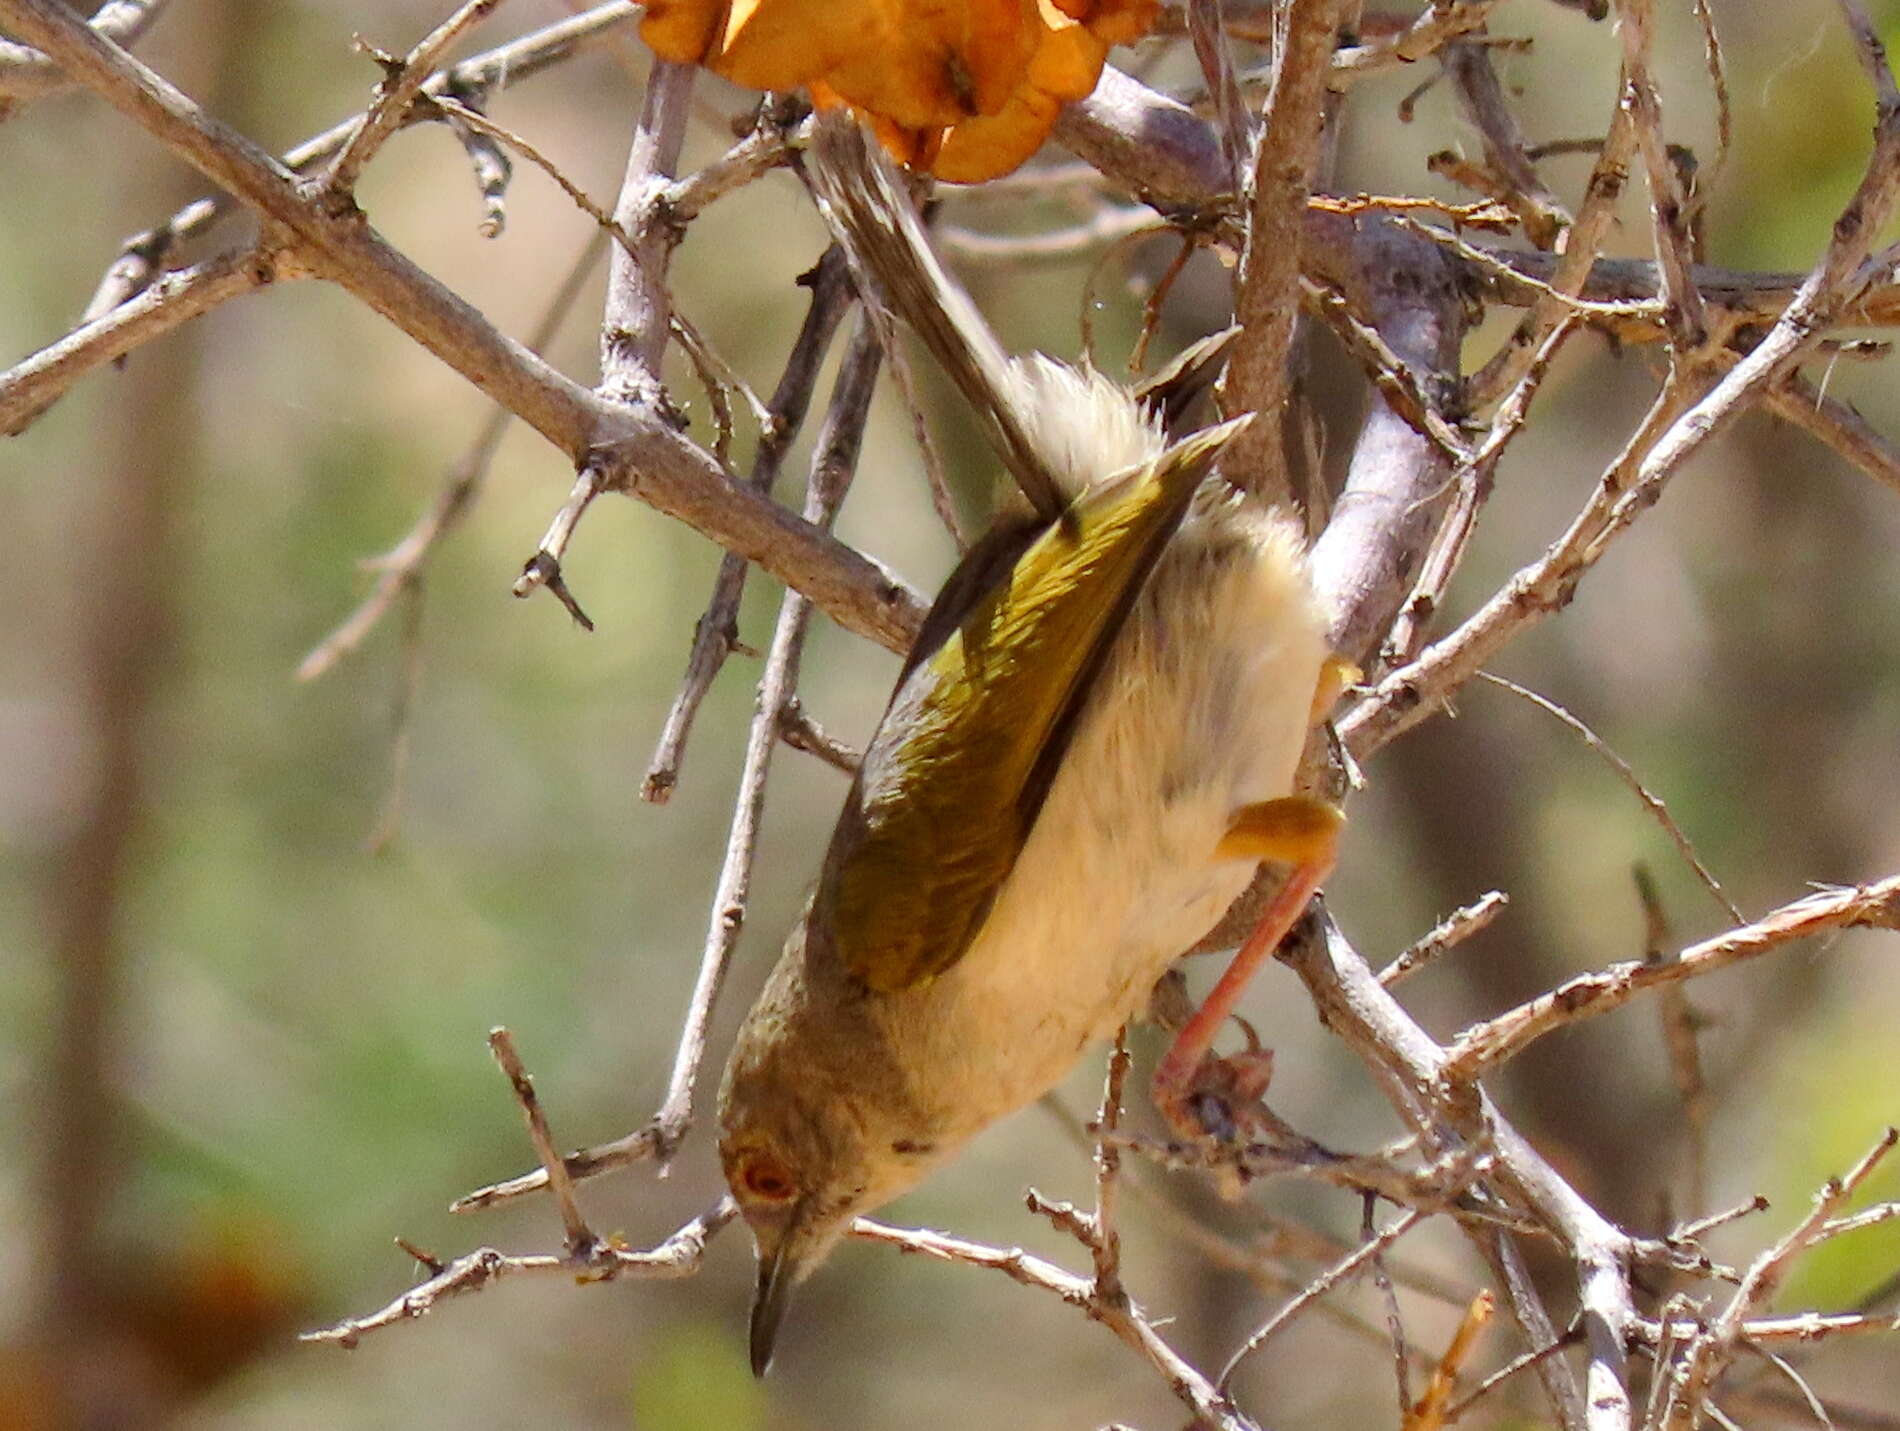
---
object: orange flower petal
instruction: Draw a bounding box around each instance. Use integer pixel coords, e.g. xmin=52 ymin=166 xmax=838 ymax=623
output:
xmin=638 ymin=0 xmax=726 ymax=67
xmin=930 ymin=86 xmax=1061 ymax=182
xmin=642 ymin=0 xmax=1161 ymax=180
xmin=1080 ymin=0 xmax=1158 ymax=47
xmin=1026 ymin=0 xmax=1107 ymax=100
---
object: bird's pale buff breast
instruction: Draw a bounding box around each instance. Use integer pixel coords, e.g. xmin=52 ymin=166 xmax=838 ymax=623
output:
xmin=877 ymin=498 xmax=1329 ymax=1145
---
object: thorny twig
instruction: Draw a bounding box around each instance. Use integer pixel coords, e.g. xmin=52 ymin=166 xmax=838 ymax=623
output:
xmin=1446 ymin=875 xmax=1900 ymax=1079
xmin=643 ymin=245 xmax=856 ymax=803
xmin=327 ymin=0 xmax=510 ymax=195
xmin=1379 ymin=890 xmax=1509 ymax=989
xmin=1661 ymin=1129 xmax=1900 ymax=1428
xmin=299 ymin=232 xmax=605 ymax=681
xmin=303 ymin=1200 xmax=736 ymax=1347
xmin=460 ymin=317 xmax=884 ymax=1203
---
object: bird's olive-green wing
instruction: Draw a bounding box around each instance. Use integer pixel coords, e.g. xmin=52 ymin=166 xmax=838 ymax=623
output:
xmin=814 ymin=418 xmax=1250 ymax=994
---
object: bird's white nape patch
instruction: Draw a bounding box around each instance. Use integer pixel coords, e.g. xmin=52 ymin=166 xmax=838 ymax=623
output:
xmin=1007 ymin=355 xmax=1166 ymax=500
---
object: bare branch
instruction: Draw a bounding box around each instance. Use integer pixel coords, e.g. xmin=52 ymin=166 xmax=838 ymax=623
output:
xmin=1465 ymin=61 xmax=1636 ymax=409
xmin=1611 ymin=0 xmax=1709 ymax=353
xmin=1329 ymin=2 xmax=1500 ymax=84
xmin=300 ymin=234 xmax=603 ymax=680
xmin=1 ymin=243 xmax=283 ymax=437
xmin=487 ymin=1028 xmax=594 ymax=1254
xmin=642 ymin=316 xmax=883 ymax=1163
xmin=0 ymin=0 xmax=928 ymax=652
xmin=1442 ymin=40 xmax=1572 ymax=248
xmin=1219 ymin=1208 xmax=1430 ymax=1391
xmin=778 ymin=698 xmax=862 ymax=774
xmin=1662 ymin=1128 xmax=1900 ymax=1427
xmin=1761 ymin=371 xmax=1900 ymax=500
xmin=1342 ymin=59 xmax=1900 ymax=758
xmin=597 ymin=59 xmax=694 ymax=413
xmin=1379 ymin=891 xmax=1509 ymax=989
xmin=1446 ymin=875 xmax=1900 ymax=1079
xmin=457 ymin=318 xmax=885 ymax=1203
xmin=1217 ymin=0 xmax=1347 ymax=508
xmin=73 ymin=1 xmax=643 ymax=295
xmin=643 ymin=247 xmax=855 ymax=804
xmin=302 ymin=1199 xmax=735 ymax=1347
xmin=851 ymin=1219 xmax=1260 ymax=1431
xmin=327 ymin=0 xmax=511 ymax=194
xmin=0 ymin=0 xmax=168 ymax=104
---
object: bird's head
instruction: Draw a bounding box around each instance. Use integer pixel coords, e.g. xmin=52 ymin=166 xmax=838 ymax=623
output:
xmin=717 ymin=931 xmax=941 ymax=1375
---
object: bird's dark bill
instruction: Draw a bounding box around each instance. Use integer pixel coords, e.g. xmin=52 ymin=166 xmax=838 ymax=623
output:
xmin=749 ymin=1236 xmax=799 ymax=1376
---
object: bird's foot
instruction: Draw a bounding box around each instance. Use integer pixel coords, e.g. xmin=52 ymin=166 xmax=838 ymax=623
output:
xmin=1154 ymin=1022 xmax=1347 ymax=1197
xmin=1163 ymin=1018 xmax=1278 ymax=1144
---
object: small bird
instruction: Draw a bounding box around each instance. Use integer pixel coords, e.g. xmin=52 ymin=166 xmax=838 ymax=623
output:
xmin=720 ymin=115 xmax=1343 ymax=1374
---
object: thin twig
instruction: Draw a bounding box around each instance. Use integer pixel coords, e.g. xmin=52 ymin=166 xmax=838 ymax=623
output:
xmin=1674 ymin=1197 xmax=1772 ymax=1246
xmin=597 ymin=57 xmax=694 ymax=413
xmin=778 ymin=698 xmax=862 ymax=775
xmin=851 ymin=1220 xmax=1260 ymax=1431
xmin=641 ymin=316 xmax=883 ymax=1163
xmin=1346 ymin=57 xmax=1900 ymax=757
xmin=1219 ymin=1208 xmax=1430 ymax=1392
xmin=512 ymin=468 xmax=603 ymax=630
xmin=486 ymin=1028 xmax=594 ymax=1254
xmin=427 ymin=90 xmax=629 ymax=241
xmin=299 ymin=232 xmax=604 ymax=681
xmin=0 ymin=0 xmax=928 ymax=653
xmin=1217 ymin=0 xmax=1349 ymax=508
xmin=0 ymin=0 xmax=171 ymax=105
xmin=1477 ymin=672 xmax=1742 ymax=924
xmin=1611 ymin=0 xmax=1709 ymax=353
xmin=1465 ymin=70 xmax=1637 ymax=409
xmin=1379 ymin=891 xmax=1509 ymax=988
xmin=458 ymin=318 xmax=885 ymax=1206
xmin=1760 ymin=370 xmax=1900 ymax=500
xmin=643 ymin=248 xmax=855 ymax=804
xmin=1382 ymin=313 xmax=1580 ymax=668
xmin=302 ymin=1199 xmax=735 ymax=1347
xmin=1445 ymin=1326 xmax=1583 ymax=1422
xmin=73 ymin=2 xmax=643 ymax=307
xmin=1636 ymin=864 xmax=1711 ymax=1220
xmin=1442 ymin=40 xmax=1572 ymax=248
xmin=1662 ymin=1129 xmax=1900 ymax=1428
xmin=935 ymin=206 xmax=1161 ymax=264
xmin=328 ymin=0 xmax=510 ymax=194
xmin=1090 ymin=1032 xmax=1132 ymax=1305
xmin=1446 ymin=875 xmax=1900 ymax=1079
xmin=1185 ymin=0 xmax=1251 ymax=189
xmin=1 ymin=244 xmax=285 ymax=437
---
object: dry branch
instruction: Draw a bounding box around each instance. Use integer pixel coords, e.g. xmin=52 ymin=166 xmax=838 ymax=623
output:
xmin=1446 ymin=875 xmax=1900 ymax=1080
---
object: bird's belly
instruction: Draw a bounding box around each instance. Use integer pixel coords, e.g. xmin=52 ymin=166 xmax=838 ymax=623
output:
xmin=883 ymin=506 xmax=1328 ymax=1137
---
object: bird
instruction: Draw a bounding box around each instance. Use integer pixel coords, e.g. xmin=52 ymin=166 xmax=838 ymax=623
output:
xmin=719 ymin=113 xmax=1343 ymax=1375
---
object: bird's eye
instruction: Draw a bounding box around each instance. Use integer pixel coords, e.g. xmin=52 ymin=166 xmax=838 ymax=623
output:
xmin=739 ymin=1152 xmax=798 ymax=1202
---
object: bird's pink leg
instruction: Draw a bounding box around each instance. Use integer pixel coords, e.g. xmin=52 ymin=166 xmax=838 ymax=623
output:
xmin=1152 ymin=797 xmax=1340 ymax=1140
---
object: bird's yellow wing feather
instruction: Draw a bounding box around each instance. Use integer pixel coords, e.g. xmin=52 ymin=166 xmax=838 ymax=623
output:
xmin=814 ymin=419 xmax=1247 ymax=993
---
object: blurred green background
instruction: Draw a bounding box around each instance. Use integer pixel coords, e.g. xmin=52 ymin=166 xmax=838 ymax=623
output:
xmin=3 ymin=1 xmax=1898 ymax=1427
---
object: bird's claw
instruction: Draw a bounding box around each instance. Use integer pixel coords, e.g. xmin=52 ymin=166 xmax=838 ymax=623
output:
xmin=1161 ymin=1038 xmax=1278 ymax=1145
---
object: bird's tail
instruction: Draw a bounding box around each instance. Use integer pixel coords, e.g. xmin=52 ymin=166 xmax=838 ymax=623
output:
xmin=806 ymin=113 xmax=1169 ymax=517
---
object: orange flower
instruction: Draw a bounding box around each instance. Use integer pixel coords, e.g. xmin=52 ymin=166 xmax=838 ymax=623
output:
xmin=641 ymin=0 xmax=1158 ymax=180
